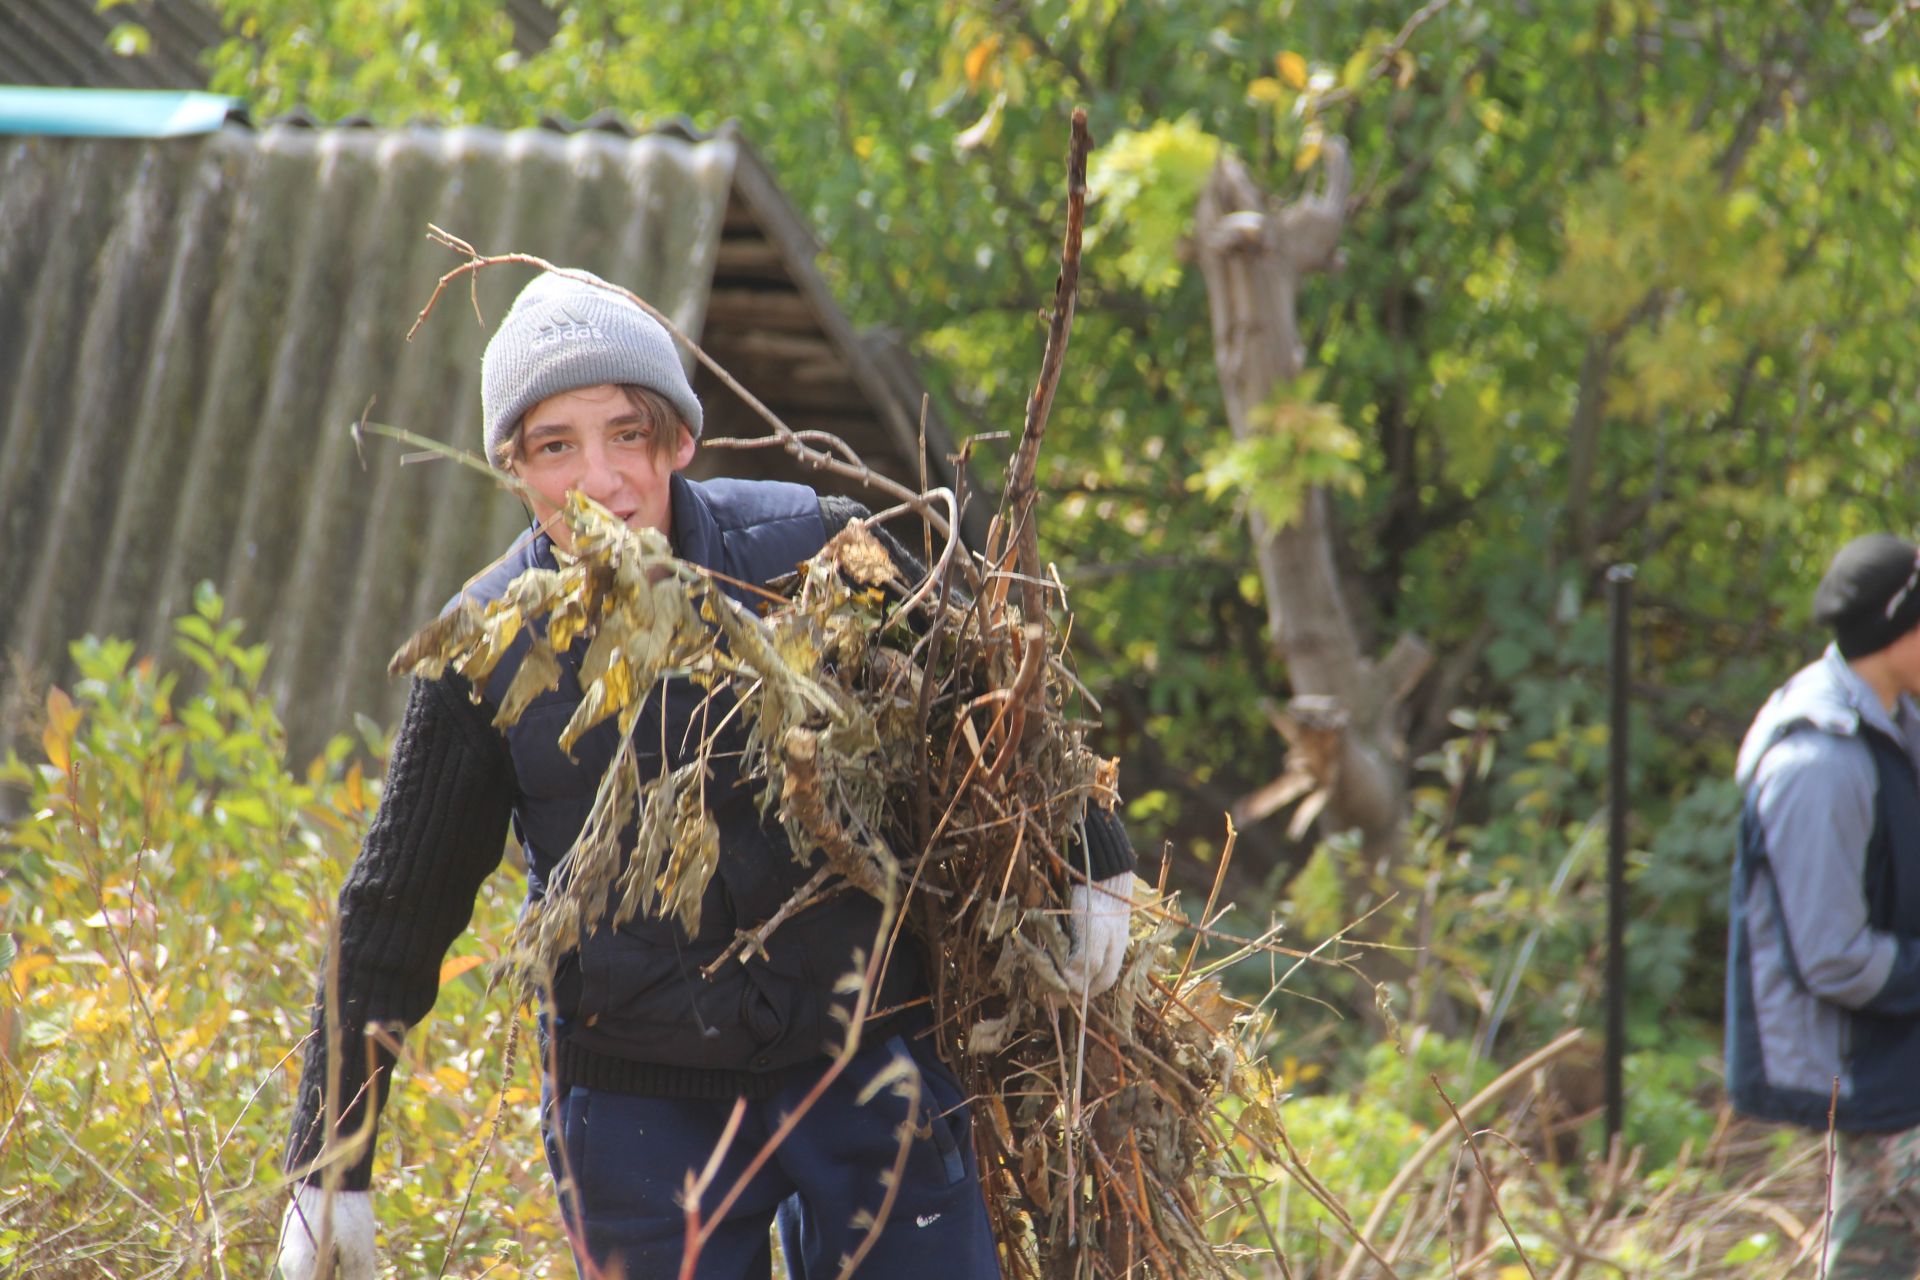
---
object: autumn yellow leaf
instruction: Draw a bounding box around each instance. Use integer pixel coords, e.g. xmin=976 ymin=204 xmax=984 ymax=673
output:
xmin=168 ymin=1021 xmax=211 ymax=1060
xmin=1247 ymin=77 xmax=1287 ymax=104
xmin=1276 ymin=50 xmax=1309 ymax=90
xmin=75 ymin=1000 xmax=120 ymax=1035
xmin=42 ymin=686 xmax=78 ymax=776
xmin=440 ymin=954 xmax=485 ymax=985
xmin=965 ymin=36 xmax=1000 ymax=87
xmin=10 ymin=952 xmax=55 ymax=991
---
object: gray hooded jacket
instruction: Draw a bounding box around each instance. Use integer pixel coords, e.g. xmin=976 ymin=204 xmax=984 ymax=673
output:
xmin=1726 ymin=646 xmax=1920 ymax=1132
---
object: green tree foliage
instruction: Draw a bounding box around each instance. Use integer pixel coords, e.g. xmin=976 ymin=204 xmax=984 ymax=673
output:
xmin=1086 ymin=115 xmax=1221 ymax=295
xmin=203 ymin=2 xmax=1920 ymax=1039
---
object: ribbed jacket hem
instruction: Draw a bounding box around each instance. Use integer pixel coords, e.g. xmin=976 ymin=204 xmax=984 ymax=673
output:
xmin=556 ymin=1038 xmax=794 ymax=1099
xmin=552 ymin=1006 xmax=923 ymax=1100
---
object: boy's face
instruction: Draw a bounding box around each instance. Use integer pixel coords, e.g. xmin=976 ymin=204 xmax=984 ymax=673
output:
xmin=511 ymin=383 xmax=695 ymax=554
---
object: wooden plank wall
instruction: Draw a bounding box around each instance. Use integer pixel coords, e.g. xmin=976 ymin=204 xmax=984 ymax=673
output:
xmin=691 ymin=192 xmax=909 ymax=493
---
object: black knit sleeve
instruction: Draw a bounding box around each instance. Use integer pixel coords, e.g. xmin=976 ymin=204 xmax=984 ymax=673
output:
xmin=284 ymin=673 xmax=518 ymax=1191
xmin=818 ymin=494 xmax=1137 ymax=881
xmin=1077 ymin=806 xmax=1138 ymax=880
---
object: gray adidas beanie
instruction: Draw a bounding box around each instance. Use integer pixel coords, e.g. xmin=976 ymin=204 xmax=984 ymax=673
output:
xmin=480 ymin=268 xmax=703 ymax=466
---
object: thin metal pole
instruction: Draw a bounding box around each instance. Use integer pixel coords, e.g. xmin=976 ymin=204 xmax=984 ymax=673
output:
xmin=1605 ymin=564 xmax=1636 ymax=1145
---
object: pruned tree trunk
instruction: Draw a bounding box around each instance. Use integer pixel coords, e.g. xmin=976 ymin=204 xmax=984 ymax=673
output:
xmin=1195 ymin=143 xmax=1443 ymax=1026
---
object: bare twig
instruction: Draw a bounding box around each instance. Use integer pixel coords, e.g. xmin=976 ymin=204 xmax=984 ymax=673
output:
xmin=1171 ymin=818 xmax=1239 ymax=1001
xmin=676 ymin=1098 xmax=750 ymax=1280
xmin=1432 ymin=1074 xmax=1539 ymax=1280
xmin=437 ymin=1015 xmax=521 ymax=1280
xmin=1337 ymin=1028 xmax=1586 ymax=1280
xmin=1318 ymin=0 xmax=1457 ymax=110
xmin=990 ymin=108 xmax=1092 ymax=740
xmin=699 ymin=864 xmax=837 ymax=978
xmin=0 ymin=1057 xmax=42 ymax=1174
xmin=1267 ymin=1119 xmax=1405 ymax=1280
xmin=1819 ymin=1076 xmax=1839 ymax=1280
xmin=68 ymin=768 xmax=222 ymax=1275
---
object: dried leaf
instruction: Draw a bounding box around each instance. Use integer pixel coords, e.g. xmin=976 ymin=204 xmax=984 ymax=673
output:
xmin=495 ymin=636 xmax=561 ymax=729
xmin=547 ymin=595 xmax=590 ymax=654
xmin=1170 ymin=976 xmax=1252 ymax=1042
xmin=968 ymin=1013 xmax=1014 ymax=1054
xmin=388 ymin=598 xmax=483 ymax=677
xmin=822 ymin=522 xmax=896 ymax=586
xmin=461 ymin=607 xmax=525 ymax=688
xmin=503 ymin=567 xmax=567 ymax=617
xmin=559 ymin=653 xmax=636 ymax=754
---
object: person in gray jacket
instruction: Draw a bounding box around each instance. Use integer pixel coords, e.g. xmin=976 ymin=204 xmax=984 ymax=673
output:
xmin=1727 ymin=532 xmax=1920 ymax=1279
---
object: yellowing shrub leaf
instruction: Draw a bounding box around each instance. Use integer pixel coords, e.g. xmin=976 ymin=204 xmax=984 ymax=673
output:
xmin=42 ymin=686 xmax=78 ymax=775
xmin=439 ymin=954 xmax=484 ymax=985
xmin=964 ymin=35 xmax=999 ymax=87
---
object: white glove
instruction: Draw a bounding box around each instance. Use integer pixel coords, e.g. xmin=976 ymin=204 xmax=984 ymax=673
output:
xmin=276 ymin=1183 xmax=376 ymax=1280
xmin=1058 ymin=871 xmax=1134 ymax=998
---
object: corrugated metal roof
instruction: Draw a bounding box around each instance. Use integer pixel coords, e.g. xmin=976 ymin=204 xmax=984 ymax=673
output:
xmin=0 ymin=0 xmax=226 ymax=92
xmin=0 ymin=0 xmax=559 ymax=91
xmin=0 ymin=122 xmax=737 ymax=759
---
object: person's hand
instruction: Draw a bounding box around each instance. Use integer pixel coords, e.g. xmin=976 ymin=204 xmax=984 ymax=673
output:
xmin=1058 ymin=871 xmax=1134 ymax=998
xmin=276 ymin=1183 xmax=376 ymax=1280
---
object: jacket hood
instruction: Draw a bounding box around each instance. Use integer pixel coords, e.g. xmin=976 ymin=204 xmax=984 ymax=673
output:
xmin=1736 ymin=646 xmax=1904 ymax=787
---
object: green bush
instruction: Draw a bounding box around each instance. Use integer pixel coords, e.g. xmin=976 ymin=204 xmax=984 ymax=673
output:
xmin=0 ymin=587 xmax=562 ymax=1277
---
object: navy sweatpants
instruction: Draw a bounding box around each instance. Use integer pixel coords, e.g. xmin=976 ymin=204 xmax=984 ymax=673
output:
xmin=543 ymin=1032 xmax=1001 ymax=1279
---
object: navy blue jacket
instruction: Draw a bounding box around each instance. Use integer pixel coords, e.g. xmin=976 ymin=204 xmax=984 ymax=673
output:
xmin=467 ymin=476 xmax=925 ymax=1092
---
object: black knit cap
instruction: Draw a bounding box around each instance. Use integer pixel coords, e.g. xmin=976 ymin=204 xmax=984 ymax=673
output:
xmin=1813 ymin=533 xmax=1920 ymax=659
